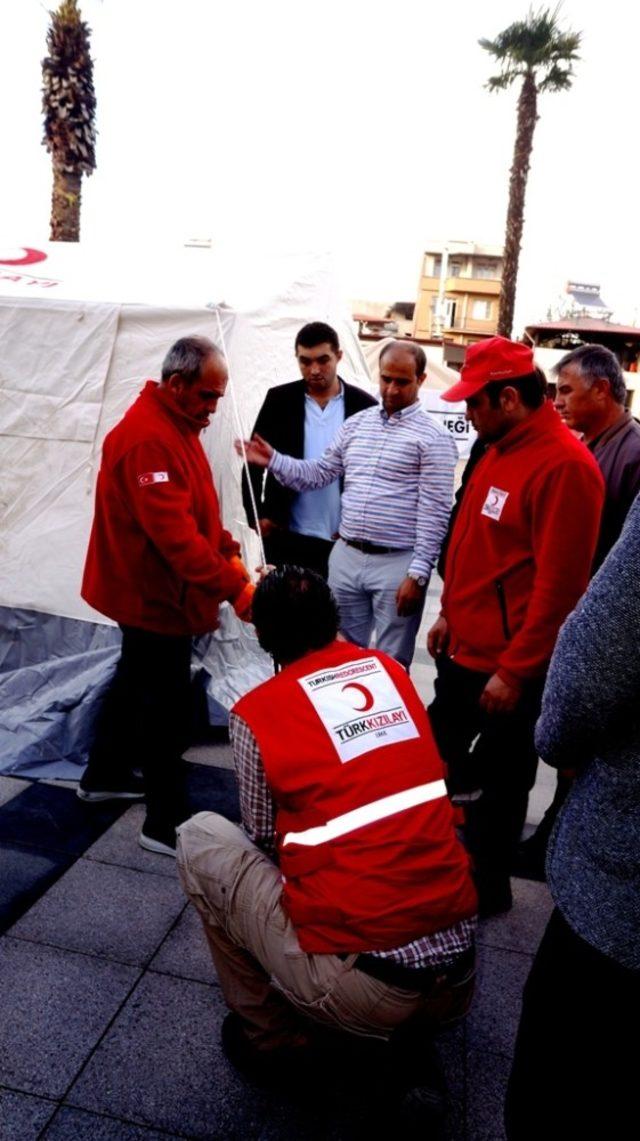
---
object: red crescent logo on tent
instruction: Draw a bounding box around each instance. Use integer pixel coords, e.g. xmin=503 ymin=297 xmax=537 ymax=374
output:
xmin=341 ymin=682 xmax=374 ymax=712
xmin=0 ymin=248 xmax=47 ymax=267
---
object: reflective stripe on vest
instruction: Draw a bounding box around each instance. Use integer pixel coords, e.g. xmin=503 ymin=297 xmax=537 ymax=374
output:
xmin=282 ymin=779 xmax=447 ymax=848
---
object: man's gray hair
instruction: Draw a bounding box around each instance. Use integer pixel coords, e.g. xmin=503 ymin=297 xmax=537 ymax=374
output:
xmin=554 ymin=344 xmax=627 ymax=404
xmin=161 ymin=336 xmax=222 ymax=384
xmin=379 ymin=339 xmax=426 ymax=377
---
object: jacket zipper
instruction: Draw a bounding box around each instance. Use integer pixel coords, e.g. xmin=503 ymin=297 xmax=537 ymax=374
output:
xmin=495 ymin=579 xmax=511 ymax=640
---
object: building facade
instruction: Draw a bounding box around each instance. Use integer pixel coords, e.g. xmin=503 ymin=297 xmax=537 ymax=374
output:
xmin=413 ymin=242 xmax=504 ymax=354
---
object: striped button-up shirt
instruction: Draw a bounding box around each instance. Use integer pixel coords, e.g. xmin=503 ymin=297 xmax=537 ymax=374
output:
xmin=229 ymin=711 xmax=476 ymax=969
xmin=269 ymin=401 xmax=457 ymax=579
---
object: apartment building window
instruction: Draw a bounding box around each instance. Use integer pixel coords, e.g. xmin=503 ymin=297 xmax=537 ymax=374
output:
xmin=472 ymin=299 xmax=492 ymax=320
xmin=474 ymin=262 xmax=500 ymax=280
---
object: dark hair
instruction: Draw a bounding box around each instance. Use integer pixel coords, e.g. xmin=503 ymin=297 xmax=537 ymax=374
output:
xmin=554 ymin=343 xmax=626 ymax=404
xmin=379 ymin=340 xmax=426 ymax=378
xmin=161 ymin=336 xmax=221 ymax=384
xmin=484 ymin=367 xmax=547 ymax=410
xmin=252 ymin=566 xmax=339 ymax=663
xmin=294 ymin=322 xmax=340 ymax=354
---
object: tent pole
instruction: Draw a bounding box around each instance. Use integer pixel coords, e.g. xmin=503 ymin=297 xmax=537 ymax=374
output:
xmin=212 ymin=307 xmax=267 ymax=568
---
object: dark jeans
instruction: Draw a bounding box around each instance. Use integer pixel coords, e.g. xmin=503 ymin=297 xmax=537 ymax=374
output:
xmin=264 ymin=529 xmax=334 ymax=579
xmin=428 ymin=655 xmax=544 ymax=899
xmin=82 ymin=625 xmax=192 ymax=835
xmin=505 ymin=909 xmax=639 ymax=1140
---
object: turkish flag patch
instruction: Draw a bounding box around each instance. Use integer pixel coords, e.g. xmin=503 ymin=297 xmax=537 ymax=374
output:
xmin=138 ymin=471 xmax=169 ymax=487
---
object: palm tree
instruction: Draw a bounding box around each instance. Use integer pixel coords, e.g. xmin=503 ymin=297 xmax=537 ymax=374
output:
xmin=42 ymin=0 xmax=97 ymax=242
xmin=480 ymin=7 xmax=580 ymax=337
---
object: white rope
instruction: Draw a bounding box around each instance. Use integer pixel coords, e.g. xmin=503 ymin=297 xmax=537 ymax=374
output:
xmin=212 ymin=307 xmax=267 ymax=567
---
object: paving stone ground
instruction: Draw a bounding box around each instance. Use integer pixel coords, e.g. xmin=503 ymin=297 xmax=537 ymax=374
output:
xmin=1 ymin=593 xmax=554 ymax=1139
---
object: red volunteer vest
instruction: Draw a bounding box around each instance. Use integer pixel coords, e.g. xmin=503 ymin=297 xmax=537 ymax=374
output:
xmin=234 ymin=641 xmax=477 ymax=953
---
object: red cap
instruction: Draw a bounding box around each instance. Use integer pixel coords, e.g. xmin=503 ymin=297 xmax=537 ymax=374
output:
xmin=442 ymin=336 xmax=535 ymax=402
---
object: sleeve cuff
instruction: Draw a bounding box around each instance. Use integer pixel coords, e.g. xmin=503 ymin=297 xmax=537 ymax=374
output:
xmin=407 ymin=557 xmax=432 ymax=579
xmin=496 ymin=666 xmax=525 ymax=689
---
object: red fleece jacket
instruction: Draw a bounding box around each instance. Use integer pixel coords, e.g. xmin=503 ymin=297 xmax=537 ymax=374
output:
xmin=82 ymin=381 xmax=247 ymax=636
xmin=441 ymin=401 xmax=604 ymax=685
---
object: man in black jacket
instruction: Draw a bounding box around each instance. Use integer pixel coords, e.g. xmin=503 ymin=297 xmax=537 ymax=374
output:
xmin=241 ymin=322 xmax=376 ymax=577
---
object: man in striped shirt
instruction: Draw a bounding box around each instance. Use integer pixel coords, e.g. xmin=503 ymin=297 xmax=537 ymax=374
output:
xmin=239 ymin=341 xmax=457 ymax=669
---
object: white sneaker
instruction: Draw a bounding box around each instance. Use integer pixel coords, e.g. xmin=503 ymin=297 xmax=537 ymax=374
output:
xmin=138 ymin=829 xmax=176 ymax=857
xmin=77 ymin=786 xmax=145 ymax=803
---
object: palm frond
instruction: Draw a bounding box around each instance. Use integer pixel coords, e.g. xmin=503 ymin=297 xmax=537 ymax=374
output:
xmin=479 ymin=6 xmax=581 ymax=91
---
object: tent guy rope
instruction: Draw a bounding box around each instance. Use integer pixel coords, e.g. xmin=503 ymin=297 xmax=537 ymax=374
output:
xmin=213 ymin=306 xmax=267 ymax=568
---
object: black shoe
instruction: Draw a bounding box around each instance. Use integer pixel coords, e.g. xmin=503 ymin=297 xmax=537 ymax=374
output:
xmin=512 ymin=832 xmax=548 ymax=882
xmin=382 ymin=1025 xmax=447 ymax=1140
xmin=446 ymin=772 xmax=483 ymax=805
xmin=221 ymin=1013 xmax=312 ymax=1084
xmin=477 ymin=879 xmax=513 ymax=919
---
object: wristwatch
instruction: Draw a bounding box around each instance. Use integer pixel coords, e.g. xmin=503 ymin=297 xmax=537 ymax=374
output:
xmin=407 ymin=572 xmax=428 ymax=588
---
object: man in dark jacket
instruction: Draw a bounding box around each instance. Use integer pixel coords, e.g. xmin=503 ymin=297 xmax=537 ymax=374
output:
xmin=79 ymin=336 xmax=253 ymax=856
xmin=241 ymin=321 xmax=376 ymax=577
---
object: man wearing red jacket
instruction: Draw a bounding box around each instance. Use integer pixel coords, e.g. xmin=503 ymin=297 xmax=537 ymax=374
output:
xmin=427 ymin=337 xmax=604 ymax=917
xmin=177 ymin=568 xmax=476 ymax=1119
xmin=79 ymin=336 xmax=254 ymax=856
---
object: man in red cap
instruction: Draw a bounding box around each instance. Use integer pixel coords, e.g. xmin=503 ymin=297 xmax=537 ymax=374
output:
xmin=427 ymin=336 xmax=604 ymax=917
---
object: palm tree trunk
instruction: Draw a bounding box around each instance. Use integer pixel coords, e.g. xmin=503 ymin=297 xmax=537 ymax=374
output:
xmin=50 ymin=165 xmax=82 ymax=242
xmin=498 ymin=71 xmax=538 ymax=338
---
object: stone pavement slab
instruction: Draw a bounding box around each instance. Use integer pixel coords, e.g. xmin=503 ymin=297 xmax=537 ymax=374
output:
xmin=149 ymin=902 xmax=218 ymax=986
xmin=0 ymin=936 xmax=139 ymax=1098
xmin=84 ymin=804 xmax=179 ymax=879
xmin=0 ymin=775 xmax=29 ymax=807
xmin=467 ymin=944 xmax=533 ymax=1060
xmin=466 ymin=1047 xmax=512 ymax=1141
xmin=185 ymin=739 xmax=235 ymax=770
xmin=10 ymin=858 xmax=187 ymax=966
xmin=65 ymin=971 xmax=320 ymax=1140
xmin=435 ymin=1023 xmax=466 ymax=1141
xmin=0 ymin=843 xmax=72 ymax=934
xmin=478 ymin=878 xmax=553 ymax=956
xmin=0 ymin=1086 xmax=57 ymax=1140
xmin=0 ymin=782 xmax=126 ymax=857
xmin=185 ymin=762 xmax=241 ymax=821
xmin=42 ymin=1106 xmax=186 ymax=1140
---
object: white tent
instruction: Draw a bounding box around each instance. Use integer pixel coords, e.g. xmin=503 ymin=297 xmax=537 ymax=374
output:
xmin=0 ymin=241 xmax=373 ymax=778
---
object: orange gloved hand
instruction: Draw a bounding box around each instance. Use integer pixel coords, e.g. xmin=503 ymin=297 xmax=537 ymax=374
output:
xmin=228 ymin=555 xmax=251 ymax=583
xmin=232 ymin=581 xmax=255 ymax=623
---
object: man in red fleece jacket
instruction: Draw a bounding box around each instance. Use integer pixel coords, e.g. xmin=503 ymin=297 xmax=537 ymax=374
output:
xmin=427 ymin=337 xmax=604 ymax=917
xmin=79 ymin=335 xmax=254 ymax=856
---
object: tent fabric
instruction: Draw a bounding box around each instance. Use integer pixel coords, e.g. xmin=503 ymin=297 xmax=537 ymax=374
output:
xmin=0 ymin=604 xmax=273 ymax=780
xmin=0 ymin=243 xmax=369 ymax=776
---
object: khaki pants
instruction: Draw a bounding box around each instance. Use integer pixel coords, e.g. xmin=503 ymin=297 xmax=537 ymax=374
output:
xmin=177 ymin=812 xmax=474 ymax=1050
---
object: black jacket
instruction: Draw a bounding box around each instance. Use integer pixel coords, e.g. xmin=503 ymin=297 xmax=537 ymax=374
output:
xmin=241 ymin=378 xmax=378 ymax=530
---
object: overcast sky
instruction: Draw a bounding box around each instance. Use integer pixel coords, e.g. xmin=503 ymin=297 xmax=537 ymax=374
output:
xmin=2 ymin=0 xmax=638 ymax=332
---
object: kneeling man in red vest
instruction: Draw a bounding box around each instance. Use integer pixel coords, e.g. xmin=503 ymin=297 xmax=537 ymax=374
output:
xmin=177 ymin=567 xmax=477 ymax=1089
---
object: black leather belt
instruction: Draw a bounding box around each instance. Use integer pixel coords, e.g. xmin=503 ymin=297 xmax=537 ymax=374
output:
xmin=342 ymin=947 xmax=475 ymax=992
xmin=340 ymin=536 xmax=410 ymax=556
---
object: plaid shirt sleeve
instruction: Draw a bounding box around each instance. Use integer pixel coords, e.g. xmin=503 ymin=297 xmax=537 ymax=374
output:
xmin=228 ymin=711 xmax=276 ymax=858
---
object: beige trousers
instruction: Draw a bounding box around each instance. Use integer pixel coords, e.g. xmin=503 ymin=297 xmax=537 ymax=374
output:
xmin=177 ymin=811 xmax=472 ymax=1050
